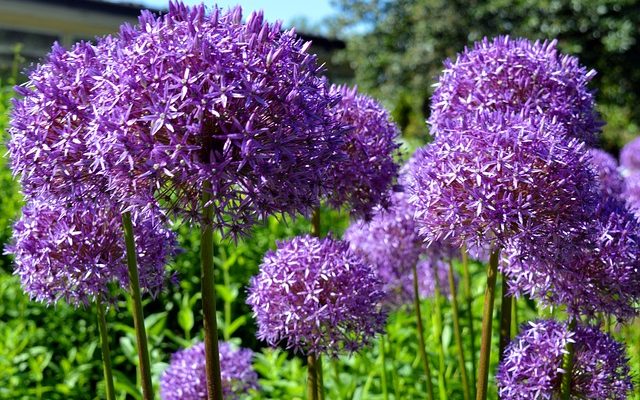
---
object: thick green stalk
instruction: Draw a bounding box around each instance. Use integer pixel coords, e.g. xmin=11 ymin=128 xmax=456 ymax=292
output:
xmin=317 ymin=355 xmax=324 ymax=400
xmin=498 ymin=277 xmax=512 ymax=359
xmin=379 ymin=337 xmax=389 ymax=400
xmin=511 ymin=296 xmax=518 ymax=337
xmin=96 ymin=299 xmax=115 ymax=400
xmin=476 ymin=249 xmax=500 ymax=400
xmin=412 ymin=264 xmax=435 ymax=400
xmin=461 ymin=247 xmax=477 ymax=390
xmin=448 ymin=261 xmax=471 ymax=400
xmin=307 ymin=354 xmax=319 ymax=400
xmin=200 ymin=183 xmax=224 ymax=400
xmin=433 ymin=283 xmax=447 ymax=400
xmin=121 ymin=212 xmax=154 ymax=400
xmin=560 ymin=319 xmax=578 ymax=400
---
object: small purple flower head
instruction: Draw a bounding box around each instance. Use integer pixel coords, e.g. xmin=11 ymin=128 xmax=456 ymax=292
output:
xmin=90 ymin=3 xmax=346 ymax=237
xmin=620 ymin=136 xmax=640 ymax=174
xmin=503 ymin=196 xmax=640 ymax=319
xmin=429 ymin=36 xmax=601 ymax=144
xmin=6 ymin=196 xmax=176 ymax=306
xmin=587 ymin=148 xmax=625 ymax=198
xmin=407 ymin=111 xmax=597 ymax=250
xmin=8 ymin=40 xmax=115 ymax=200
xmin=416 ymin=258 xmax=452 ymax=299
xmin=246 ymin=235 xmax=386 ymax=356
xmin=325 ymin=84 xmax=401 ymax=218
xmin=160 ymin=341 xmax=258 ymax=400
xmin=497 ymin=319 xmax=632 ymax=400
xmin=624 ymin=171 xmax=640 ymax=213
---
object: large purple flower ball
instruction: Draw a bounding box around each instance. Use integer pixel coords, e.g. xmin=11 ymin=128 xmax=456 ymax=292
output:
xmin=407 ymin=111 xmax=597 ymax=250
xmin=6 ymin=196 xmax=176 ymax=306
xmin=247 ymin=235 xmax=386 ymax=356
xmin=497 ymin=320 xmax=632 ymax=400
xmin=325 ymin=84 xmax=400 ymax=218
xmin=160 ymin=341 xmax=258 ymax=400
xmin=429 ymin=36 xmax=600 ymax=144
xmin=90 ymin=3 xmax=346 ymax=236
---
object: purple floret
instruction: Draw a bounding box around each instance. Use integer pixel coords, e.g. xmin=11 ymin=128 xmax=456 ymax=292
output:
xmin=497 ymin=319 xmax=632 ymax=400
xmin=406 ymin=111 xmax=597 ymax=250
xmin=88 ymin=2 xmax=346 ymax=237
xmin=6 ymin=196 xmax=177 ymax=306
xmin=429 ymin=36 xmax=601 ymax=144
xmin=587 ymin=148 xmax=625 ymax=198
xmin=325 ymin=84 xmax=400 ymax=218
xmin=246 ymin=235 xmax=387 ymax=356
xmin=503 ymin=196 xmax=640 ymax=319
xmin=620 ymin=136 xmax=640 ymax=174
xmin=160 ymin=341 xmax=258 ymax=400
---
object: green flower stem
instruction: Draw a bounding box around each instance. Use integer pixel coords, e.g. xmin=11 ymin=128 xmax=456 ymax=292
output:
xmin=307 ymin=354 xmax=319 ymax=400
xmin=412 ymin=263 xmax=435 ymax=400
xmin=317 ymin=355 xmax=324 ymax=400
xmin=433 ymin=282 xmax=447 ymax=400
xmin=511 ymin=296 xmax=518 ymax=337
xmin=476 ymin=249 xmax=500 ymax=400
xmin=200 ymin=183 xmax=224 ymax=400
xmin=96 ymin=299 xmax=115 ymax=400
xmin=560 ymin=319 xmax=578 ymax=400
xmin=498 ymin=276 xmax=512 ymax=359
xmin=121 ymin=211 xmax=154 ymax=400
xmin=379 ymin=336 xmax=389 ymax=400
xmin=309 ymin=208 xmax=325 ymax=400
xmin=461 ymin=247 xmax=477 ymax=392
xmin=448 ymin=261 xmax=471 ymax=400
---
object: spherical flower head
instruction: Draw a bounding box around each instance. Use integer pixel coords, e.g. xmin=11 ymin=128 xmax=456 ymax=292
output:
xmin=429 ymin=36 xmax=601 ymax=144
xmin=415 ymin=258 xmax=452 ymax=299
xmin=9 ymin=40 xmax=114 ymax=200
xmin=407 ymin=111 xmax=598 ymax=250
xmin=497 ymin=319 xmax=632 ymax=399
xmin=620 ymin=136 xmax=640 ymax=174
xmin=246 ymin=235 xmax=386 ymax=356
xmin=6 ymin=196 xmax=177 ymax=306
xmin=325 ymin=84 xmax=401 ymax=218
xmin=160 ymin=341 xmax=258 ymax=400
xmin=503 ymin=196 xmax=640 ymax=319
xmin=89 ymin=3 xmax=346 ymax=237
xmin=587 ymin=148 xmax=625 ymax=198
xmin=624 ymin=171 xmax=640 ymax=214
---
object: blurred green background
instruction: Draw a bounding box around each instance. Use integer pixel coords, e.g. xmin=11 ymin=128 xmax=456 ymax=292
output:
xmin=2 ymin=0 xmax=640 ymax=399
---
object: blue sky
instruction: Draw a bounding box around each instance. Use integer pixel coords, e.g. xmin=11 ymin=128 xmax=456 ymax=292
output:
xmin=115 ymin=0 xmax=336 ymax=28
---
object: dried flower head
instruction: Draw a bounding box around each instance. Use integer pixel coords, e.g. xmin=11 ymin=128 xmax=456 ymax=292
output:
xmin=89 ymin=3 xmax=346 ymax=237
xmin=246 ymin=235 xmax=386 ymax=356
xmin=497 ymin=319 xmax=632 ymax=400
xmin=503 ymin=196 xmax=640 ymax=319
xmin=620 ymin=136 xmax=640 ymax=174
xmin=588 ymin=148 xmax=625 ymax=198
xmin=407 ymin=111 xmax=597 ymax=250
xmin=325 ymin=84 xmax=400 ymax=218
xmin=430 ymin=36 xmax=600 ymax=144
xmin=160 ymin=341 xmax=258 ymax=400
xmin=6 ymin=196 xmax=176 ymax=306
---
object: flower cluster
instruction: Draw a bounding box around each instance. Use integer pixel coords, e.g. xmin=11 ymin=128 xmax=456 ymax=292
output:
xmin=325 ymin=84 xmax=400 ymax=218
xmin=160 ymin=341 xmax=258 ymax=400
xmin=620 ymin=136 xmax=640 ymax=174
xmin=407 ymin=111 xmax=597 ymax=250
xmin=503 ymin=197 xmax=640 ymax=319
xmin=587 ymin=148 xmax=625 ymax=198
xmin=429 ymin=36 xmax=600 ymax=144
xmin=247 ymin=235 xmax=386 ymax=356
xmin=497 ymin=319 xmax=632 ymax=399
xmin=6 ymin=196 xmax=176 ymax=306
xmin=89 ymin=3 xmax=346 ymax=236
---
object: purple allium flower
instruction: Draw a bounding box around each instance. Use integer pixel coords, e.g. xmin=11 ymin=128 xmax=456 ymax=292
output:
xmin=497 ymin=319 xmax=632 ymax=400
xmin=89 ymin=3 xmax=345 ymax=236
xmin=624 ymin=171 xmax=640 ymax=213
xmin=503 ymin=196 xmax=640 ymax=319
xmin=160 ymin=341 xmax=258 ymax=400
xmin=620 ymin=136 xmax=640 ymax=174
xmin=407 ymin=111 xmax=597 ymax=250
xmin=429 ymin=36 xmax=600 ymax=144
xmin=6 ymin=196 xmax=176 ymax=306
xmin=8 ymin=40 xmax=114 ymax=200
xmin=416 ymin=258 xmax=452 ymax=299
xmin=587 ymin=148 xmax=625 ymax=198
xmin=325 ymin=84 xmax=400 ymax=218
xmin=246 ymin=235 xmax=386 ymax=356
